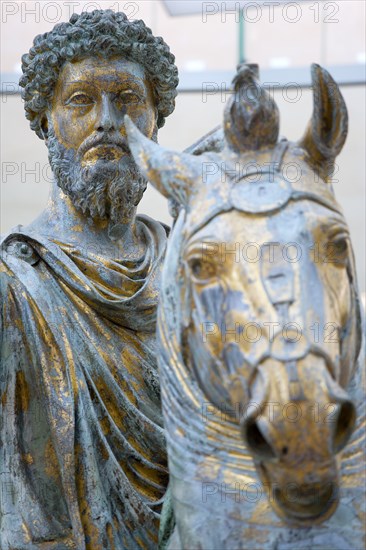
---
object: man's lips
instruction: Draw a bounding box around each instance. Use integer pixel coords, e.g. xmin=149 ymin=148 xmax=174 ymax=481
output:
xmin=81 ymin=142 xmax=130 ymax=166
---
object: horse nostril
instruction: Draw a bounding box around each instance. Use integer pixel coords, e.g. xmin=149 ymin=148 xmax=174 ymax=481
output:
xmin=333 ymin=400 xmax=356 ymax=453
xmin=241 ymin=419 xmax=276 ymax=460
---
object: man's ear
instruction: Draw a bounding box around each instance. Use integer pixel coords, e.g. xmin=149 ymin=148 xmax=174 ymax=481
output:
xmin=40 ymin=116 xmax=49 ymax=142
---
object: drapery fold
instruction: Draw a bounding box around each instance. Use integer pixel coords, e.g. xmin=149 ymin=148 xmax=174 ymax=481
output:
xmin=0 ymin=215 xmax=168 ymax=549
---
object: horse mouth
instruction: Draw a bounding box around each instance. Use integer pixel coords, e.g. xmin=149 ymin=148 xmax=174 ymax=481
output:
xmin=271 ymin=482 xmax=339 ymax=524
xmin=257 ymin=462 xmax=340 ymax=525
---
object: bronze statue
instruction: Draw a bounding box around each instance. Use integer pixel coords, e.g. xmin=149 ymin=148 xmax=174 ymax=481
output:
xmin=0 ymin=10 xmax=178 ymax=549
xmin=126 ymin=64 xmax=365 ymax=549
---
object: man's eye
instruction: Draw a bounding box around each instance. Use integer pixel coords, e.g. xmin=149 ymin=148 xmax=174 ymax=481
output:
xmin=187 ymin=258 xmax=217 ymax=282
xmin=115 ymin=92 xmax=142 ymax=107
xmin=67 ymin=94 xmax=93 ymax=106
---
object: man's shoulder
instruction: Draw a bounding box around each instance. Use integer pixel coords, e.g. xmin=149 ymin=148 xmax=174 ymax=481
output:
xmin=136 ymin=213 xmax=171 ymax=237
xmin=1 ymin=227 xmax=42 ymax=268
xmin=0 ymin=231 xmax=62 ymax=328
xmin=0 ymin=228 xmax=46 ymax=298
xmin=160 ymin=221 xmax=171 ymax=237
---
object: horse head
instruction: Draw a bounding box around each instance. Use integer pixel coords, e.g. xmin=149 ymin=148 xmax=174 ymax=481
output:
xmin=125 ymin=64 xmax=362 ymax=528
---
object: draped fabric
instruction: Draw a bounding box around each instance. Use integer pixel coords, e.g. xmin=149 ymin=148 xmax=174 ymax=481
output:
xmin=0 ymin=215 xmax=169 ymax=550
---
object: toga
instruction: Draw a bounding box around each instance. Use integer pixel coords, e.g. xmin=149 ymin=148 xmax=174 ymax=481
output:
xmin=0 ymin=215 xmax=169 ymax=549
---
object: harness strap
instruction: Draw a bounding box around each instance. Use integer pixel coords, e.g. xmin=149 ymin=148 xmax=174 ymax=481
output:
xmin=271 ymin=138 xmax=289 ymax=173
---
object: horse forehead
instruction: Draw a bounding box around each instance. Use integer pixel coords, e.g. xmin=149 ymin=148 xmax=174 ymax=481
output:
xmin=184 ymin=148 xmax=340 ymax=237
xmin=183 ymin=199 xmax=346 ymax=246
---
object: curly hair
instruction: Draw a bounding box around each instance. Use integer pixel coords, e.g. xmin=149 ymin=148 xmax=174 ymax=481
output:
xmin=19 ymin=10 xmax=179 ymax=138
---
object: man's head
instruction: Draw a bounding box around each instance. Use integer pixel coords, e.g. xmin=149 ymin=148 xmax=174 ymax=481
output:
xmin=19 ymin=10 xmax=179 ymax=233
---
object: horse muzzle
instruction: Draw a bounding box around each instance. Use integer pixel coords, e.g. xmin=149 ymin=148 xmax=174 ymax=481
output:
xmin=239 ymin=354 xmax=356 ymax=524
xmin=269 ymin=472 xmax=340 ymax=524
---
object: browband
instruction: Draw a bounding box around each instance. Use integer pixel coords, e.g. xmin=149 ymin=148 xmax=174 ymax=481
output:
xmin=184 ymin=140 xmax=343 ymax=237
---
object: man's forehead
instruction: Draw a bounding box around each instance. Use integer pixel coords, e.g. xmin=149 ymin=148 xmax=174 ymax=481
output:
xmin=58 ymin=56 xmax=147 ymax=86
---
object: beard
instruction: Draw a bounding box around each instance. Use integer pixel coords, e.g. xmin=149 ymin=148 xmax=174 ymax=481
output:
xmin=47 ymin=124 xmax=148 ymax=235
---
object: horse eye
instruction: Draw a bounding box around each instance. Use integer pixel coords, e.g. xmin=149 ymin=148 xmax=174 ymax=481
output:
xmin=188 ymin=258 xmax=217 ymax=281
xmin=325 ymin=237 xmax=348 ymax=266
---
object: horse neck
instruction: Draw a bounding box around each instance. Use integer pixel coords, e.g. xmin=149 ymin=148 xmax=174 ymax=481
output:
xmin=157 ymin=306 xmax=261 ymax=485
xmin=341 ymin=328 xmax=366 ymax=480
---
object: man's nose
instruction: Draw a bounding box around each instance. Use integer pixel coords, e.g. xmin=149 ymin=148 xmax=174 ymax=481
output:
xmin=95 ymin=94 xmax=117 ymax=132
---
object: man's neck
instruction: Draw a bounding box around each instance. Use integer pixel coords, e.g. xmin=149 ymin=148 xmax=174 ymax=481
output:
xmin=24 ymin=181 xmax=143 ymax=260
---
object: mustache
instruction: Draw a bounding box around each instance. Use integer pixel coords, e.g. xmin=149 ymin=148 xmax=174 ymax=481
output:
xmin=77 ymin=132 xmax=130 ymax=159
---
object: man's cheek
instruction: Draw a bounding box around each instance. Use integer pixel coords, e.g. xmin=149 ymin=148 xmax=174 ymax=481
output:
xmin=133 ymin=110 xmax=156 ymax=139
xmin=52 ymin=108 xmax=96 ymax=150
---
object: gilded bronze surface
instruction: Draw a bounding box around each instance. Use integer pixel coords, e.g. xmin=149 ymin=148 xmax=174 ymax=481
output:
xmin=0 ymin=10 xmax=179 ymax=549
xmin=126 ymin=64 xmax=365 ymax=549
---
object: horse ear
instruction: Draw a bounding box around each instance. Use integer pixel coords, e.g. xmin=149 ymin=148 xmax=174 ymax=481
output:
xmin=299 ymin=64 xmax=348 ymax=182
xmin=124 ymin=115 xmax=200 ymax=208
xmin=223 ymin=63 xmax=279 ymax=152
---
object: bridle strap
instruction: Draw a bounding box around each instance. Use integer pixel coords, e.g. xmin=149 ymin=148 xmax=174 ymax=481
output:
xmin=270 ymin=137 xmax=289 ymax=173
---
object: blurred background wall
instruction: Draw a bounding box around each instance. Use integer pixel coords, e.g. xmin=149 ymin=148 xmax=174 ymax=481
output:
xmin=1 ymin=0 xmax=365 ymax=293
